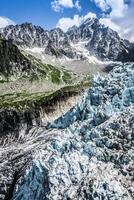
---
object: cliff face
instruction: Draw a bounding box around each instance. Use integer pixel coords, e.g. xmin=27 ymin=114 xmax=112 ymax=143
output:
xmin=0 ymin=39 xmax=36 ymax=80
xmin=0 ymin=23 xmax=50 ymax=48
xmin=67 ymin=18 xmax=131 ymax=61
xmin=0 ymin=84 xmax=86 ymax=139
xmin=117 ymin=43 xmax=134 ymax=62
xmin=0 ymin=109 xmax=40 ymax=139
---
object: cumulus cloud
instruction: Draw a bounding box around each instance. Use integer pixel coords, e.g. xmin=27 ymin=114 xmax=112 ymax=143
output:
xmin=55 ymin=0 xmax=134 ymax=42
xmin=91 ymin=0 xmax=110 ymax=11
xmin=56 ymin=12 xmax=96 ymax=31
xmin=51 ymin=0 xmax=81 ymax=12
xmin=99 ymin=18 xmax=121 ymax=32
xmin=92 ymin=0 xmax=134 ymax=42
xmin=75 ymin=0 xmax=82 ymax=11
xmin=0 ymin=16 xmax=15 ymax=28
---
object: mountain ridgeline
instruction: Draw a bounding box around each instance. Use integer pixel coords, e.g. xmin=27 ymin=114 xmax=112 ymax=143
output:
xmin=0 ymin=18 xmax=134 ymax=62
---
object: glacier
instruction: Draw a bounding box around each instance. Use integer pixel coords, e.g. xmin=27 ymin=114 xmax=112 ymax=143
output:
xmin=0 ymin=63 xmax=134 ymax=200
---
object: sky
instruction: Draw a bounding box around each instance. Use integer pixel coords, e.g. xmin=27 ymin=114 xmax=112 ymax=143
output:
xmin=0 ymin=0 xmax=134 ymax=42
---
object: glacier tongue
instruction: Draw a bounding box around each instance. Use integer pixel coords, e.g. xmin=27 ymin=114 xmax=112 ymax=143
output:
xmin=49 ymin=63 xmax=134 ymax=129
xmin=1 ymin=63 xmax=134 ymax=200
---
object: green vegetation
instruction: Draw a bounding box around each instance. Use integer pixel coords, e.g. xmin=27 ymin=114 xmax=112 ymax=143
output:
xmin=62 ymin=71 xmax=72 ymax=83
xmin=0 ymin=45 xmax=91 ymax=112
xmin=0 ymin=80 xmax=90 ymax=111
xmin=0 ymin=43 xmax=76 ymax=85
xmin=50 ymin=69 xmax=61 ymax=84
xmin=0 ymin=45 xmax=90 ymax=87
xmin=0 ymin=79 xmax=8 ymax=83
xmin=24 ymin=54 xmax=76 ymax=84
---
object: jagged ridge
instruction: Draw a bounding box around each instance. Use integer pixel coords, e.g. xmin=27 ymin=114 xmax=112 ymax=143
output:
xmin=0 ymin=18 xmax=134 ymax=61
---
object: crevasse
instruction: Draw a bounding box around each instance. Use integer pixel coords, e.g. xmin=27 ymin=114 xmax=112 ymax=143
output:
xmin=13 ymin=63 xmax=134 ymax=200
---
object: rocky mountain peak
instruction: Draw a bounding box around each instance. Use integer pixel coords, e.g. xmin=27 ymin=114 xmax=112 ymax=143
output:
xmin=51 ymin=27 xmax=64 ymax=33
xmin=67 ymin=25 xmax=78 ymax=32
xmin=0 ymin=22 xmax=49 ymax=48
xmin=82 ymin=17 xmax=97 ymax=26
xmin=0 ymin=18 xmax=134 ymax=62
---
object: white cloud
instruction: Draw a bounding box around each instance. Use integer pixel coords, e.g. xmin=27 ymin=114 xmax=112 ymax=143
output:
xmin=75 ymin=0 xmax=82 ymax=11
xmin=92 ymin=0 xmax=127 ymax=16
xmin=107 ymin=0 xmax=128 ymax=18
xmin=92 ymin=0 xmax=134 ymax=42
xmin=91 ymin=0 xmax=109 ymax=11
xmin=55 ymin=0 xmax=134 ymax=42
xmin=51 ymin=0 xmax=74 ymax=11
xmin=56 ymin=12 xmax=96 ymax=31
xmin=0 ymin=16 xmax=15 ymax=28
xmin=84 ymin=12 xmax=97 ymax=20
xmin=99 ymin=18 xmax=121 ymax=32
xmin=51 ymin=0 xmax=82 ymax=12
xmin=57 ymin=15 xmax=81 ymax=31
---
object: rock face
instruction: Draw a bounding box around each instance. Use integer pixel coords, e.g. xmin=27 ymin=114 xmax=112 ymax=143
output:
xmin=117 ymin=43 xmax=134 ymax=62
xmin=0 ymin=23 xmax=49 ymax=48
xmin=0 ymin=18 xmax=134 ymax=61
xmin=0 ymin=38 xmax=33 ymax=79
xmin=0 ymin=24 xmax=78 ymax=59
xmin=0 ymin=108 xmax=40 ymax=139
xmin=0 ymin=62 xmax=134 ymax=199
xmin=67 ymin=18 xmax=127 ymax=60
xmin=0 ymin=38 xmax=48 ymax=81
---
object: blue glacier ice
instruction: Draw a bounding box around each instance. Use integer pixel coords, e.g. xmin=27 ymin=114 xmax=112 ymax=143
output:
xmin=3 ymin=63 xmax=134 ymax=200
xmin=49 ymin=63 xmax=134 ymax=129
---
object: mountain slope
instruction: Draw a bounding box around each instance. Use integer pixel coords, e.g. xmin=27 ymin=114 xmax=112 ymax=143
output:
xmin=0 ymin=24 xmax=79 ymax=60
xmin=0 ymin=18 xmax=134 ymax=62
xmin=67 ymin=18 xmax=131 ymax=61
xmin=0 ymin=38 xmax=37 ymax=80
xmin=0 ymin=38 xmax=87 ymax=85
xmin=0 ymin=23 xmax=49 ymax=48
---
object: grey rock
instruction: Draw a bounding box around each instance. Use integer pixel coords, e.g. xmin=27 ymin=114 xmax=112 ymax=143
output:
xmin=0 ymin=19 xmax=134 ymax=61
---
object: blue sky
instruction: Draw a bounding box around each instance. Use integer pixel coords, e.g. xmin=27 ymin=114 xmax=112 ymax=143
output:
xmin=0 ymin=0 xmax=101 ymax=29
xmin=0 ymin=0 xmax=133 ymax=42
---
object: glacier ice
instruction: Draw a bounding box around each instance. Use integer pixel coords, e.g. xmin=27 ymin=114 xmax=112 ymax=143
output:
xmin=49 ymin=63 xmax=134 ymax=129
xmin=0 ymin=63 xmax=134 ymax=200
